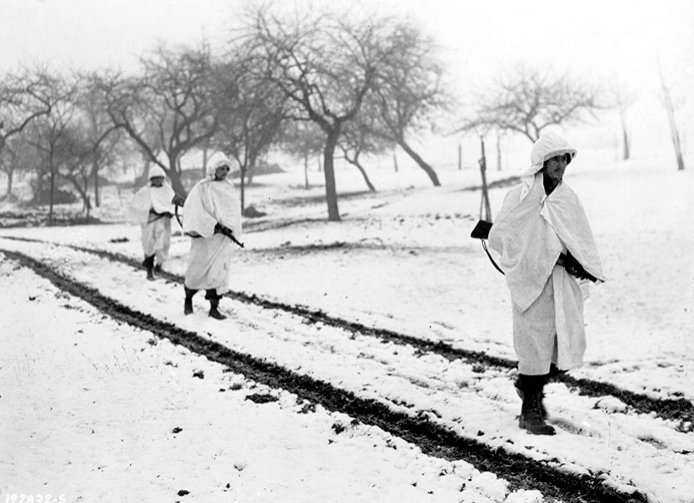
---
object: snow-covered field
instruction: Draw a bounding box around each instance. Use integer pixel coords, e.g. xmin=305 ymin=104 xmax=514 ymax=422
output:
xmin=1 ymin=151 xmax=692 ymax=503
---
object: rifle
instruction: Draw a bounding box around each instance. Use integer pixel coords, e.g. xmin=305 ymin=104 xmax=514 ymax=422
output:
xmin=557 ymin=251 xmax=598 ymax=282
xmin=173 ymin=192 xmax=244 ymax=248
xmin=214 ymin=223 xmax=245 ymax=248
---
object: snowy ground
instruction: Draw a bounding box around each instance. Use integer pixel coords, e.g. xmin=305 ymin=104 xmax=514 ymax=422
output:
xmin=1 ymin=152 xmax=693 ymax=502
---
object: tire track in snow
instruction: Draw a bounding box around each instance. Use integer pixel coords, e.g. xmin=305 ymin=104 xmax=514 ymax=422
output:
xmin=3 ymin=234 xmax=693 ymax=432
xmin=1 ymin=247 xmax=647 ymax=503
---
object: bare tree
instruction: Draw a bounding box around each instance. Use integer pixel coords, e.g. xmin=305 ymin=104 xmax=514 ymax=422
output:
xmin=24 ymin=74 xmax=80 ymax=223
xmin=77 ymin=74 xmax=124 ymax=207
xmin=97 ymin=42 xmax=225 ymax=195
xmin=53 ymin=125 xmax=101 ymax=213
xmin=245 ymin=8 xmax=401 ymax=221
xmin=211 ymin=56 xmax=286 ymax=213
xmin=0 ymin=68 xmax=55 ymax=198
xmin=609 ymin=83 xmax=637 ymax=160
xmin=366 ymin=21 xmax=449 ymax=186
xmin=26 ymin=73 xmax=119 ymax=220
xmin=338 ymin=117 xmax=391 ymax=192
xmin=280 ymin=120 xmax=324 ymax=190
xmin=0 ymin=136 xmax=31 ymax=200
xmin=463 ymin=64 xmax=604 ymax=142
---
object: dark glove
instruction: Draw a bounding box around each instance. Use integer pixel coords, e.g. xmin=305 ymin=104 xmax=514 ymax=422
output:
xmin=214 ymin=223 xmax=234 ymax=239
xmin=214 ymin=223 xmax=245 ymax=248
xmin=172 ymin=194 xmax=186 ymax=206
xmin=561 ymin=251 xmax=598 ymax=282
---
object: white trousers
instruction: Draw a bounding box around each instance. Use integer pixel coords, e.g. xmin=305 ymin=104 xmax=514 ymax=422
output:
xmin=512 ymin=266 xmax=586 ymax=375
xmin=141 ymin=217 xmax=171 ymax=265
xmin=184 ymin=234 xmax=232 ymax=294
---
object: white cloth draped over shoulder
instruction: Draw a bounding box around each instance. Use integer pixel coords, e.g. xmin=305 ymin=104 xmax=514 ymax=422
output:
xmin=128 ymin=183 xmax=176 ymax=226
xmin=182 ymin=152 xmax=242 ymax=239
xmin=487 ymin=133 xmax=605 ymax=374
xmin=488 ymin=177 xmax=605 ymax=312
xmin=128 ymin=171 xmax=175 ymax=265
xmin=182 ymin=179 xmax=242 ymax=239
xmin=183 ymin=152 xmax=242 ymax=293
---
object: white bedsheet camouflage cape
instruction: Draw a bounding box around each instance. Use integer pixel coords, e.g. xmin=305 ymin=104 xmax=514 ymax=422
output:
xmin=128 ymin=165 xmax=176 ymax=225
xmin=488 ymin=133 xmax=606 ymax=374
xmin=128 ymin=165 xmax=175 ymax=264
xmin=182 ymin=152 xmax=242 ymax=294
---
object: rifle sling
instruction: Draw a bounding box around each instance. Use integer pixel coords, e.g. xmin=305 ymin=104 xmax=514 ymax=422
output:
xmin=481 ymin=240 xmax=505 ymax=275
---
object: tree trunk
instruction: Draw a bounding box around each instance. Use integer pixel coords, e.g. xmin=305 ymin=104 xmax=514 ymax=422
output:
xmin=393 ymin=150 xmax=399 ymax=173
xmin=64 ymin=174 xmax=91 ymax=214
xmin=458 ymin=144 xmax=462 ymax=171
xmin=622 ymin=129 xmax=630 ymax=160
xmin=49 ymin=163 xmax=55 ymax=226
xmin=322 ymin=130 xmax=341 ymax=221
xmin=169 ymin=171 xmax=186 ymax=197
xmin=139 ymin=159 xmax=150 ymax=186
xmin=240 ymin=166 xmax=246 ymax=214
xmin=666 ymin=105 xmax=685 ymax=170
xmin=346 ymin=156 xmax=376 ymax=192
xmin=93 ymin=161 xmax=100 ymax=207
xmin=201 ymin=147 xmax=208 ymax=178
xmin=620 ymin=110 xmax=630 ymax=161
xmin=6 ymin=167 xmax=14 ymax=196
xmin=168 ymin=153 xmax=188 ymax=195
xmin=398 ymin=139 xmax=440 ymax=186
xmin=304 ymin=152 xmax=310 ymax=190
xmin=83 ymin=174 xmax=89 ymax=212
xmin=658 ymin=62 xmax=685 ymax=171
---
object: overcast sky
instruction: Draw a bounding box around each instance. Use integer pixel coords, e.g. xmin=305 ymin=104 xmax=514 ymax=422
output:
xmin=1 ymin=0 xmax=692 ymax=155
xmin=2 ymin=0 xmax=691 ymax=82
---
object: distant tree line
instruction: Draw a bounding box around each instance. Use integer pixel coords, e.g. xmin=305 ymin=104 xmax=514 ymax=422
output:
xmin=1 ymin=6 xmax=669 ymax=223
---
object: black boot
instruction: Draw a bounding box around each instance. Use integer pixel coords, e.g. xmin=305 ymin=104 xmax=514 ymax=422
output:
xmin=143 ymin=255 xmax=155 ymax=280
xmin=515 ymin=364 xmax=566 ymax=418
xmin=514 ymin=376 xmax=548 ymax=419
xmin=206 ymin=289 xmax=226 ymax=320
xmin=184 ymin=287 xmax=197 ymax=315
xmin=518 ymin=374 xmax=555 ymax=435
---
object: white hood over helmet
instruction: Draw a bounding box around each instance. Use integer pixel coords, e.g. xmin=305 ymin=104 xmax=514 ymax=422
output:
xmin=207 ymin=152 xmax=234 ymax=180
xmin=148 ymin=165 xmax=167 ymax=179
xmin=520 ymin=132 xmax=577 ymax=200
xmin=183 ymin=151 xmax=241 ymax=239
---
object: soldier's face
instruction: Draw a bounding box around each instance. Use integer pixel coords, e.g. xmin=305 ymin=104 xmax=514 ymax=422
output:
xmin=150 ymin=176 xmax=164 ymax=187
xmin=543 ymin=154 xmax=568 ymax=184
xmin=214 ymin=165 xmax=230 ymax=181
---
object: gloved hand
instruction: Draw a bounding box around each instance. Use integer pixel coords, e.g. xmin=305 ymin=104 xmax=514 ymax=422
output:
xmin=213 ymin=223 xmax=245 ymax=248
xmin=562 ymin=251 xmax=597 ymax=282
xmin=214 ymin=223 xmax=234 ymax=238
